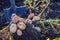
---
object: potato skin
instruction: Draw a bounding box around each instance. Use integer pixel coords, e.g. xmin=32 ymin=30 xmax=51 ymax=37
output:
xmin=10 ymin=24 xmax=17 ymax=33
xmin=26 ymin=19 xmax=32 ymax=24
xmin=28 ymin=13 xmax=35 ymax=19
xmin=17 ymin=22 xmax=26 ymax=30
xmin=11 ymin=13 xmax=17 ymax=19
xmin=11 ymin=15 xmax=19 ymax=23
xmin=32 ymin=16 xmax=40 ymax=21
xmin=18 ymin=17 xmax=27 ymax=24
xmin=17 ymin=29 xmax=22 ymax=36
xmin=11 ymin=14 xmax=27 ymax=24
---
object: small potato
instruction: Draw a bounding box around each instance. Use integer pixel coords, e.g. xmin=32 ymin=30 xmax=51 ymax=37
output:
xmin=11 ymin=14 xmax=26 ymax=24
xmin=32 ymin=16 xmax=40 ymax=21
xmin=26 ymin=19 xmax=32 ymax=24
xmin=18 ymin=18 xmax=27 ymax=24
xmin=34 ymin=27 xmax=41 ymax=32
xmin=17 ymin=22 xmax=26 ymax=30
xmin=28 ymin=13 xmax=35 ymax=19
xmin=12 ymin=16 xmax=19 ymax=23
xmin=11 ymin=13 xmax=17 ymax=19
xmin=10 ymin=24 xmax=17 ymax=33
xmin=17 ymin=29 xmax=22 ymax=36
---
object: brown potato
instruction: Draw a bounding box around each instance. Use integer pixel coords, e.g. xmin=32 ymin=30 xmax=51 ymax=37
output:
xmin=18 ymin=18 xmax=27 ymax=24
xmin=28 ymin=13 xmax=35 ymax=19
xmin=17 ymin=22 xmax=26 ymax=30
xmin=11 ymin=14 xmax=27 ymax=24
xmin=11 ymin=13 xmax=17 ymax=19
xmin=12 ymin=15 xmax=19 ymax=23
xmin=26 ymin=19 xmax=32 ymax=24
xmin=10 ymin=24 xmax=17 ymax=33
xmin=17 ymin=29 xmax=22 ymax=36
xmin=33 ymin=27 xmax=41 ymax=32
xmin=32 ymin=16 xmax=40 ymax=21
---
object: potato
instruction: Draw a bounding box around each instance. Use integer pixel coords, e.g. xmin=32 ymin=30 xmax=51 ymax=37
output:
xmin=12 ymin=15 xmax=19 ymax=23
xmin=32 ymin=16 xmax=40 ymax=21
xmin=11 ymin=14 xmax=26 ymax=24
xmin=18 ymin=18 xmax=27 ymax=24
xmin=33 ymin=27 xmax=41 ymax=32
xmin=17 ymin=29 xmax=22 ymax=36
xmin=28 ymin=13 xmax=35 ymax=19
xmin=10 ymin=24 xmax=17 ymax=33
xmin=17 ymin=22 xmax=26 ymax=30
xmin=11 ymin=13 xmax=17 ymax=19
xmin=26 ymin=19 xmax=32 ymax=24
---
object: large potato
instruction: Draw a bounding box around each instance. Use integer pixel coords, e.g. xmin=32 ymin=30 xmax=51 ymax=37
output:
xmin=17 ymin=22 xmax=26 ymax=30
xmin=10 ymin=24 xmax=17 ymax=33
xmin=17 ymin=29 xmax=22 ymax=36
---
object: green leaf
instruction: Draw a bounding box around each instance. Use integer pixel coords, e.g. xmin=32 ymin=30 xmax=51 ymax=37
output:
xmin=41 ymin=0 xmax=45 ymax=2
xmin=9 ymin=35 xmax=14 ymax=40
